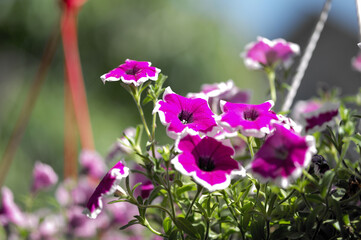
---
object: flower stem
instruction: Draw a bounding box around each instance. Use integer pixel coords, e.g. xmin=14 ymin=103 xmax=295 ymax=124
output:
xmin=247 ymin=136 xmax=255 ymax=158
xmin=221 ymin=190 xmax=245 ymax=239
xmin=133 ymin=89 xmax=152 ymax=140
xmin=266 ymin=68 xmax=277 ymax=104
xmin=282 ymin=0 xmax=332 ymax=112
xmin=185 ymin=185 xmax=203 ymax=219
xmin=0 ymin=25 xmax=59 ymax=188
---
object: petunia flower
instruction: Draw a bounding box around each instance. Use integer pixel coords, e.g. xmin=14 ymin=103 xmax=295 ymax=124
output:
xmin=31 ymin=161 xmax=58 ymax=193
xmin=153 ymin=87 xmax=218 ymax=139
xmin=171 ymin=132 xmax=246 ymax=192
xmin=249 ymin=124 xmax=316 ymax=188
xmin=273 ymin=114 xmax=302 ymax=134
xmin=187 ymin=80 xmax=251 ymax=114
xmin=351 ymin=53 xmax=361 ymax=72
xmin=0 ymin=187 xmax=26 ymax=227
xmin=100 ymin=59 xmax=161 ymax=86
xmin=218 ymin=100 xmax=278 ymax=138
xmin=241 ymin=37 xmax=300 ymax=70
xmin=292 ymin=100 xmax=339 ymax=134
xmin=84 ymin=161 xmax=129 ymax=219
xmin=80 ymin=150 xmax=107 ymax=179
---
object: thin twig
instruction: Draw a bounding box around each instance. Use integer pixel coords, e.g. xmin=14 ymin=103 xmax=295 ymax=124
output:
xmin=282 ymin=0 xmax=332 ymax=112
xmin=0 ymin=26 xmax=59 ymax=188
xmin=355 ymin=0 xmax=361 ymax=42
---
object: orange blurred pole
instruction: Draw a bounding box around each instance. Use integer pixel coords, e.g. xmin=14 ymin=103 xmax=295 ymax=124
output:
xmin=61 ymin=2 xmax=94 ymax=151
xmin=64 ymin=78 xmax=78 ymax=180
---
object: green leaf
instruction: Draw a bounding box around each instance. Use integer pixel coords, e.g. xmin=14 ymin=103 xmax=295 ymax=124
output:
xmin=163 ymin=217 xmax=172 ymax=234
xmin=174 ymin=179 xmax=183 ymax=187
xmin=174 ymin=217 xmax=201 ymax=239
xmin=168 ymin=229 xmax=179 ymax=240
xmin=119 ymin=219 xmax=139 ymax=230
xmin=176 ymin=183 xmax=196 ymax=196
xmin=320 ymin=170 xmax=335 ymax=198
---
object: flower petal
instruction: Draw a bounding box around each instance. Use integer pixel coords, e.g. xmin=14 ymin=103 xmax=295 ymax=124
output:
xmin=84 ymin=161 xmax=129 ymax=219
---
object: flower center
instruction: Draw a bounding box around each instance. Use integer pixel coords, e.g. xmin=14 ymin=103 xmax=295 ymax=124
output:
xmin=197 ymin=156 xmax=215 ymax=172
xmin=125 ymin=67 xmax=141 ymax=75
xmin=243 ymin=108 xmax=259 ymax=121
xmin=178 ymin=110 xmax=194 ymax=124
xmin=274 ymin=146 xmax=289 ymax=160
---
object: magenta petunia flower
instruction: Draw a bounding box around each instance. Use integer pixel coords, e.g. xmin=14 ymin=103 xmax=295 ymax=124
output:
xmin=84 ymin=161 xmax=129 ymax=219
xmin=171 ymin=132 xmax=246 ymax=192
xmin=187 ymin=80 xmax=251 ymax=114
xmin=242 ymin=37 xmax=300 ymax=70
xmin=218 ymin=100 xmax=278 ymax=138
xmin=352 ymin=53 xmax=361 ymax=72
xmin=249 ymin=124 xmax=316 ymax=188
xmin=0 ymin=187 xmax=26 ymax=227
xmin=292 ymin=100 xmax=339 ymax=134
xmin=154 ymin=87 xmax=218 ymax=139
xmin=80 ymin=150 xmax=107 ymax=179
xmin=31 ymin=161 xmax=58 ymax=193
xmin=100 ymin=59 xmax=161 ymax=86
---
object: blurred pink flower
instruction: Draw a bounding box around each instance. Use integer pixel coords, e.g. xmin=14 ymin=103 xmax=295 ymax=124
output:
xmin=351 ymin=53 xmax=361 ymax=72
xmin=79 ymin=150 xmax=107 ymax=179
xmin=242 ymin=37 xmax=300 ymax=70
xmin=0 ymin=187 xmax=26 ymax=227
xmin=292 ymin=100 xmax=339 ymax=134
xmin=31 ymin=161 xmax=58 ymax=193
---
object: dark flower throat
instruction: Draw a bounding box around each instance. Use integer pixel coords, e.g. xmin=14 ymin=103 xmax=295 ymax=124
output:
xmin=198 ymin=156 xmax=215 ymax=172
xmin=178 ymin=110 xmax=194 ymax=124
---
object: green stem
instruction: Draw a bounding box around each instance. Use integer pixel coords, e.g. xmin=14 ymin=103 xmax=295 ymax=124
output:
xmin=143 ymin=218 xmax=165 ymax=237
xmin=266 ymin=69 xmax=277 ymax=104
xmin=222 ymin=190 xmax=245 ymax=240
xmin=133 ymin=92 xmax=151 ymax=140
xmin=247 ymin=137 xmax=255 ymax=158
xmin=185 ymin=185 xmax=203 ymax=219
xmin=166 ymin=167 xmax=176 ymax=220
xmin=279 ymin=189 xmax=296 ymax=205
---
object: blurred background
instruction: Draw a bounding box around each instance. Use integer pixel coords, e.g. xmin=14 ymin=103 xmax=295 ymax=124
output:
xmin=0 ymin=0 xmax=359 ymax=197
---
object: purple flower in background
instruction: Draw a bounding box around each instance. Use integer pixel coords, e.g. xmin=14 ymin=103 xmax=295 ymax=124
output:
xmin=351 ymin=53 xmax=361 ymax=72
xmin=188 ymin=80 xmax=251 ymax=114
xmin=80 ymin=150 xmax=107 ymax=179
xmin=250 ymin=124 xmax=316 ymax=188
xmin=68 ymin=206 xmax=98 ymax=238
xmin=172 ymin=132 xmax=245 ymax=191
xmin=31 ymin=161 xmax=58 ymax=193
xmin=154 ymin=87 xmax=218 ymax=139
xmin=0 ymin=187 xmax=25 ymax=227
xmin=292 ymin=100 xmax=339 ymax=134
xmin=219 ymin=100 xmax=278 ymax=138
xmin=84 ymin=161 xmax=129 ymax=219
xmin=101 ymin=59 xmax=161 ymax=86
xmin=242 ymin=37 xmax=300 ymax=70
xmin=30 ymin=214 xmax=64 ymax=240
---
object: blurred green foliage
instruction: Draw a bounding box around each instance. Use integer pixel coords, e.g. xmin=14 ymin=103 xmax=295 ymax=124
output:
xmin=0 ymin=0 xmax=262 ymax=197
